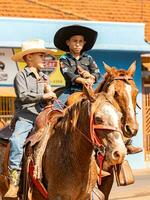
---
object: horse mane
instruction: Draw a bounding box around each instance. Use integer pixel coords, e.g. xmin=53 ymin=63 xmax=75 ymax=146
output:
xmin=95 ymin=72 xmax=109 ymax=93
xmin=49 ymin=97 xmax=88 ymax=139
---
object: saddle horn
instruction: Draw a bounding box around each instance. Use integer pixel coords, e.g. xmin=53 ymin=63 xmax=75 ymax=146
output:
xmin=83 ymin=84 xmax=96 ymax=102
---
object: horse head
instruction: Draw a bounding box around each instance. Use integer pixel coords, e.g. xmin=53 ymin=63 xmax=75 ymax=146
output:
xmin=96 ymin=61 xmax=139 ymax=138
xmin=89 ymin=92 xmax=127 ymax=170
xmin=66 ymin=85 xmax=127 ymax=168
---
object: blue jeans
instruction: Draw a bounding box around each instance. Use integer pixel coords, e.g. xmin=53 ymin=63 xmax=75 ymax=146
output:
xmin=54 ymin=87 xmax=75 ymax=109
xmin=9 ymin=119 xmax=33 ymax=170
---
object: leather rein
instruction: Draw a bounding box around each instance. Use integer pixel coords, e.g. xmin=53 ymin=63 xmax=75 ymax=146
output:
xmin=102 ymin=75 xmax=133 ymax=91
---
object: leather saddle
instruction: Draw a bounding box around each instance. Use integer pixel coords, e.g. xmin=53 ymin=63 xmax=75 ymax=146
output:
xmin=0 ymin=106 xmax=63 ymax=145
xmin=0 ymin=125 xmax=12 ymax=141
xmin=0 ymin=117 xmax=17 ymax=141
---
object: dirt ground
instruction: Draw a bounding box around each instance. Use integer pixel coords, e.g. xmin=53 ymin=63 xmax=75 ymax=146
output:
xmin=109 ymin=168 xmax=150 ymax=200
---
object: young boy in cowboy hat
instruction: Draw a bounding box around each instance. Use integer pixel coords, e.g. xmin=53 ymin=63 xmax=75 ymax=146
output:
xmin=54 ymin=25 xmax=142 ymax=160
xmin=4 ymin=39 xmax=57 ymax=199
xmin=54 ymin=25 xmax=113 ymax=181
xmin=54 ymin=24 xmax=101 ymax=105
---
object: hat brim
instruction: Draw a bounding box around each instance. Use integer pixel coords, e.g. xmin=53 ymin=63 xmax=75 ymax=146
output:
xmin=54 ymin=25 xmax=98 ymax=52
xmin=12 ymin=48 xmax=55 ymax=62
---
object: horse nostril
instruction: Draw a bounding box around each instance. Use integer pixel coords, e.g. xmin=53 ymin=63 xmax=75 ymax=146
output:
xmin=112 ymin=151 xmax=121 ymax=160
xmin=125 ymin=124 xmax=130 ymax=133
xmin=124 ymin=124 xmax=132 ymax=138
xmin=124 ymin=124 xmax=138 ymax=137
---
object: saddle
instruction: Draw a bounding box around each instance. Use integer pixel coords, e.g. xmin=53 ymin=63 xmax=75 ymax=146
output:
xmin=25 ymin=106 xmax=63 ymax=147
xmin=0 ymin=116 xmax=18 ymax=141
xmin=67 ymin=84 xmax=95 ymax=106
xmin=0 ymin=106 xmax=64 ymax=199
xmin=0 ymin=125 xmax=12 ymax=141
xmin=21 ymin=106 xmax=64 ymax=199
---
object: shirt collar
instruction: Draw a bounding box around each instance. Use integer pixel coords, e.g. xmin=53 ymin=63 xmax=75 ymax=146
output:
xmin=66 ymin=52 xmax=86 ymax=60
xmin=24 ymin=66 xmax=46 ymax=79
xmin=24 ymin=66 xmax=33 ymax=76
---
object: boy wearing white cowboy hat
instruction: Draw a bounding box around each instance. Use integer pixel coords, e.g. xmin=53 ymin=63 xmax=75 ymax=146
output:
xmin=54 ymin=24 xmax=101 ymax=106
xmin=4 ymin=39 xmax=57 ymax=199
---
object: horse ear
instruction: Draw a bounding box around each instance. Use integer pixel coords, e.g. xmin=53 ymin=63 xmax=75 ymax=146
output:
xmin=127 ymin=61 xmax=136 ymax=76
xmin=103 ymin=62 xmax=112 ymax=73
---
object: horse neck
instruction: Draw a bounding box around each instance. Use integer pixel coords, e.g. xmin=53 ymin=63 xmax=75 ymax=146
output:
xmin=61 ymin=101 xmax=94 ymax=166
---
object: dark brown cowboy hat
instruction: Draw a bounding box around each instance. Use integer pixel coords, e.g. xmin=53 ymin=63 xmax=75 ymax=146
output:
xmin=54 ymin=25 xmax=98 ymax=52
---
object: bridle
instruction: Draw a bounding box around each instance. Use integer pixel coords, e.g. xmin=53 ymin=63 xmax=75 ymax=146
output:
xmin=101 ymin=75 xmax=134 ymax=91
xmin=71 ymin=100 xmax=123 ymax=185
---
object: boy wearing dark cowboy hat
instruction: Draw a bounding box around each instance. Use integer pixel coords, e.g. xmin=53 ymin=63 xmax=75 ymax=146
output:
xmin=54 ymin=25 xmax=142 ymax=157
xmin=54 ymin=24 xmax=101 ymax=105
xmin=54 ymin=25 xmax=112 ymax=181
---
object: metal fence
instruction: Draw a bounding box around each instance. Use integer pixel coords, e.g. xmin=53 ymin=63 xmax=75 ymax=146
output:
xmin=143 ymin=83 xmax=150 ymax=161
xmin=0 ymin=96 xmax=15 ymax=124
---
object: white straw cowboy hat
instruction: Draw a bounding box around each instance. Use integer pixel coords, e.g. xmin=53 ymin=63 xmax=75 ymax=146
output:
xmin=12 ymin=39 xmax=54 ymax=62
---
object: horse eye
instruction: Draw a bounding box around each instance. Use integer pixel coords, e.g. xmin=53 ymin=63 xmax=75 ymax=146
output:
xmin=94 ymin=116 xmax=103 ymax=124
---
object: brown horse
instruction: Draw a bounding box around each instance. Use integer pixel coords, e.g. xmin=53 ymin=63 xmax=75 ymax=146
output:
xmin=20 ymin=90 xmax=126 ymax=200
xmin=95 ymin=61 xmax=139 ymax=138
xmin=0 ymin=119 xmax=9 ymax=200
xmin=68 ymin=62 xmax=138 ymax=139
xmin=66 ymin=62 xmax=139 ymax=200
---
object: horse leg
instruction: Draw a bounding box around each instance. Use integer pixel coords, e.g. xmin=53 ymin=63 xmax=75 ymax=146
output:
xmin=98 ymin=168 xmax=114 ymax=200
xmin=0 ymin=142 xmax=10 ymax=198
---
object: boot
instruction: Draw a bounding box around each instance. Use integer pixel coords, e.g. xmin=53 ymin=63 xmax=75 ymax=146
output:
xmin=126 ymin=139 xmax=143 ymax=154
xmin=4 ymin=169 xmax=20 ymax=199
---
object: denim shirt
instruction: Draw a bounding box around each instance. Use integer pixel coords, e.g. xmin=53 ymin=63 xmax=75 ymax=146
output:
xmin=59 ymin=52 xmax=100 ymax=88
xmin=14 ymin=66 xmax=47 ymax=122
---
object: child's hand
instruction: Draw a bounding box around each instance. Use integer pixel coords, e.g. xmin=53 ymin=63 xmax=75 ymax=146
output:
xmin=43 ymin=91 xmax=57 ymax=100
xmin=81 ymin=71 xmax=91 ymax=78
xmin=75 ymin=77 xmax=94 ymax=87
xmin=86 ymin=76 xmax=95 ymax=85
xmin=81 ymin=78 xmax=93 ymax=87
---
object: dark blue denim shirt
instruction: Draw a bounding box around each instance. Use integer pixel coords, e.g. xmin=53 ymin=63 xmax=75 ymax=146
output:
xmin=59 ymin=52 xmax=100 ymax=89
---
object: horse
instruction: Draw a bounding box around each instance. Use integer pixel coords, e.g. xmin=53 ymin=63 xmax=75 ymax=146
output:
xmin=66 ymin=61 xmax=139 ymax=199
xmin=95 ymin=61 xmax=139 ymax=138
xmin=17 ymin=88 xmax=127 ymax=200
xmin=0 ymin=119 xmax=9 ymax=200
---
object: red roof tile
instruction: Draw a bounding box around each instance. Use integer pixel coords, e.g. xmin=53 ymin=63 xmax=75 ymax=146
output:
xmin=1 ymin=0 xmax=150 ymax=41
